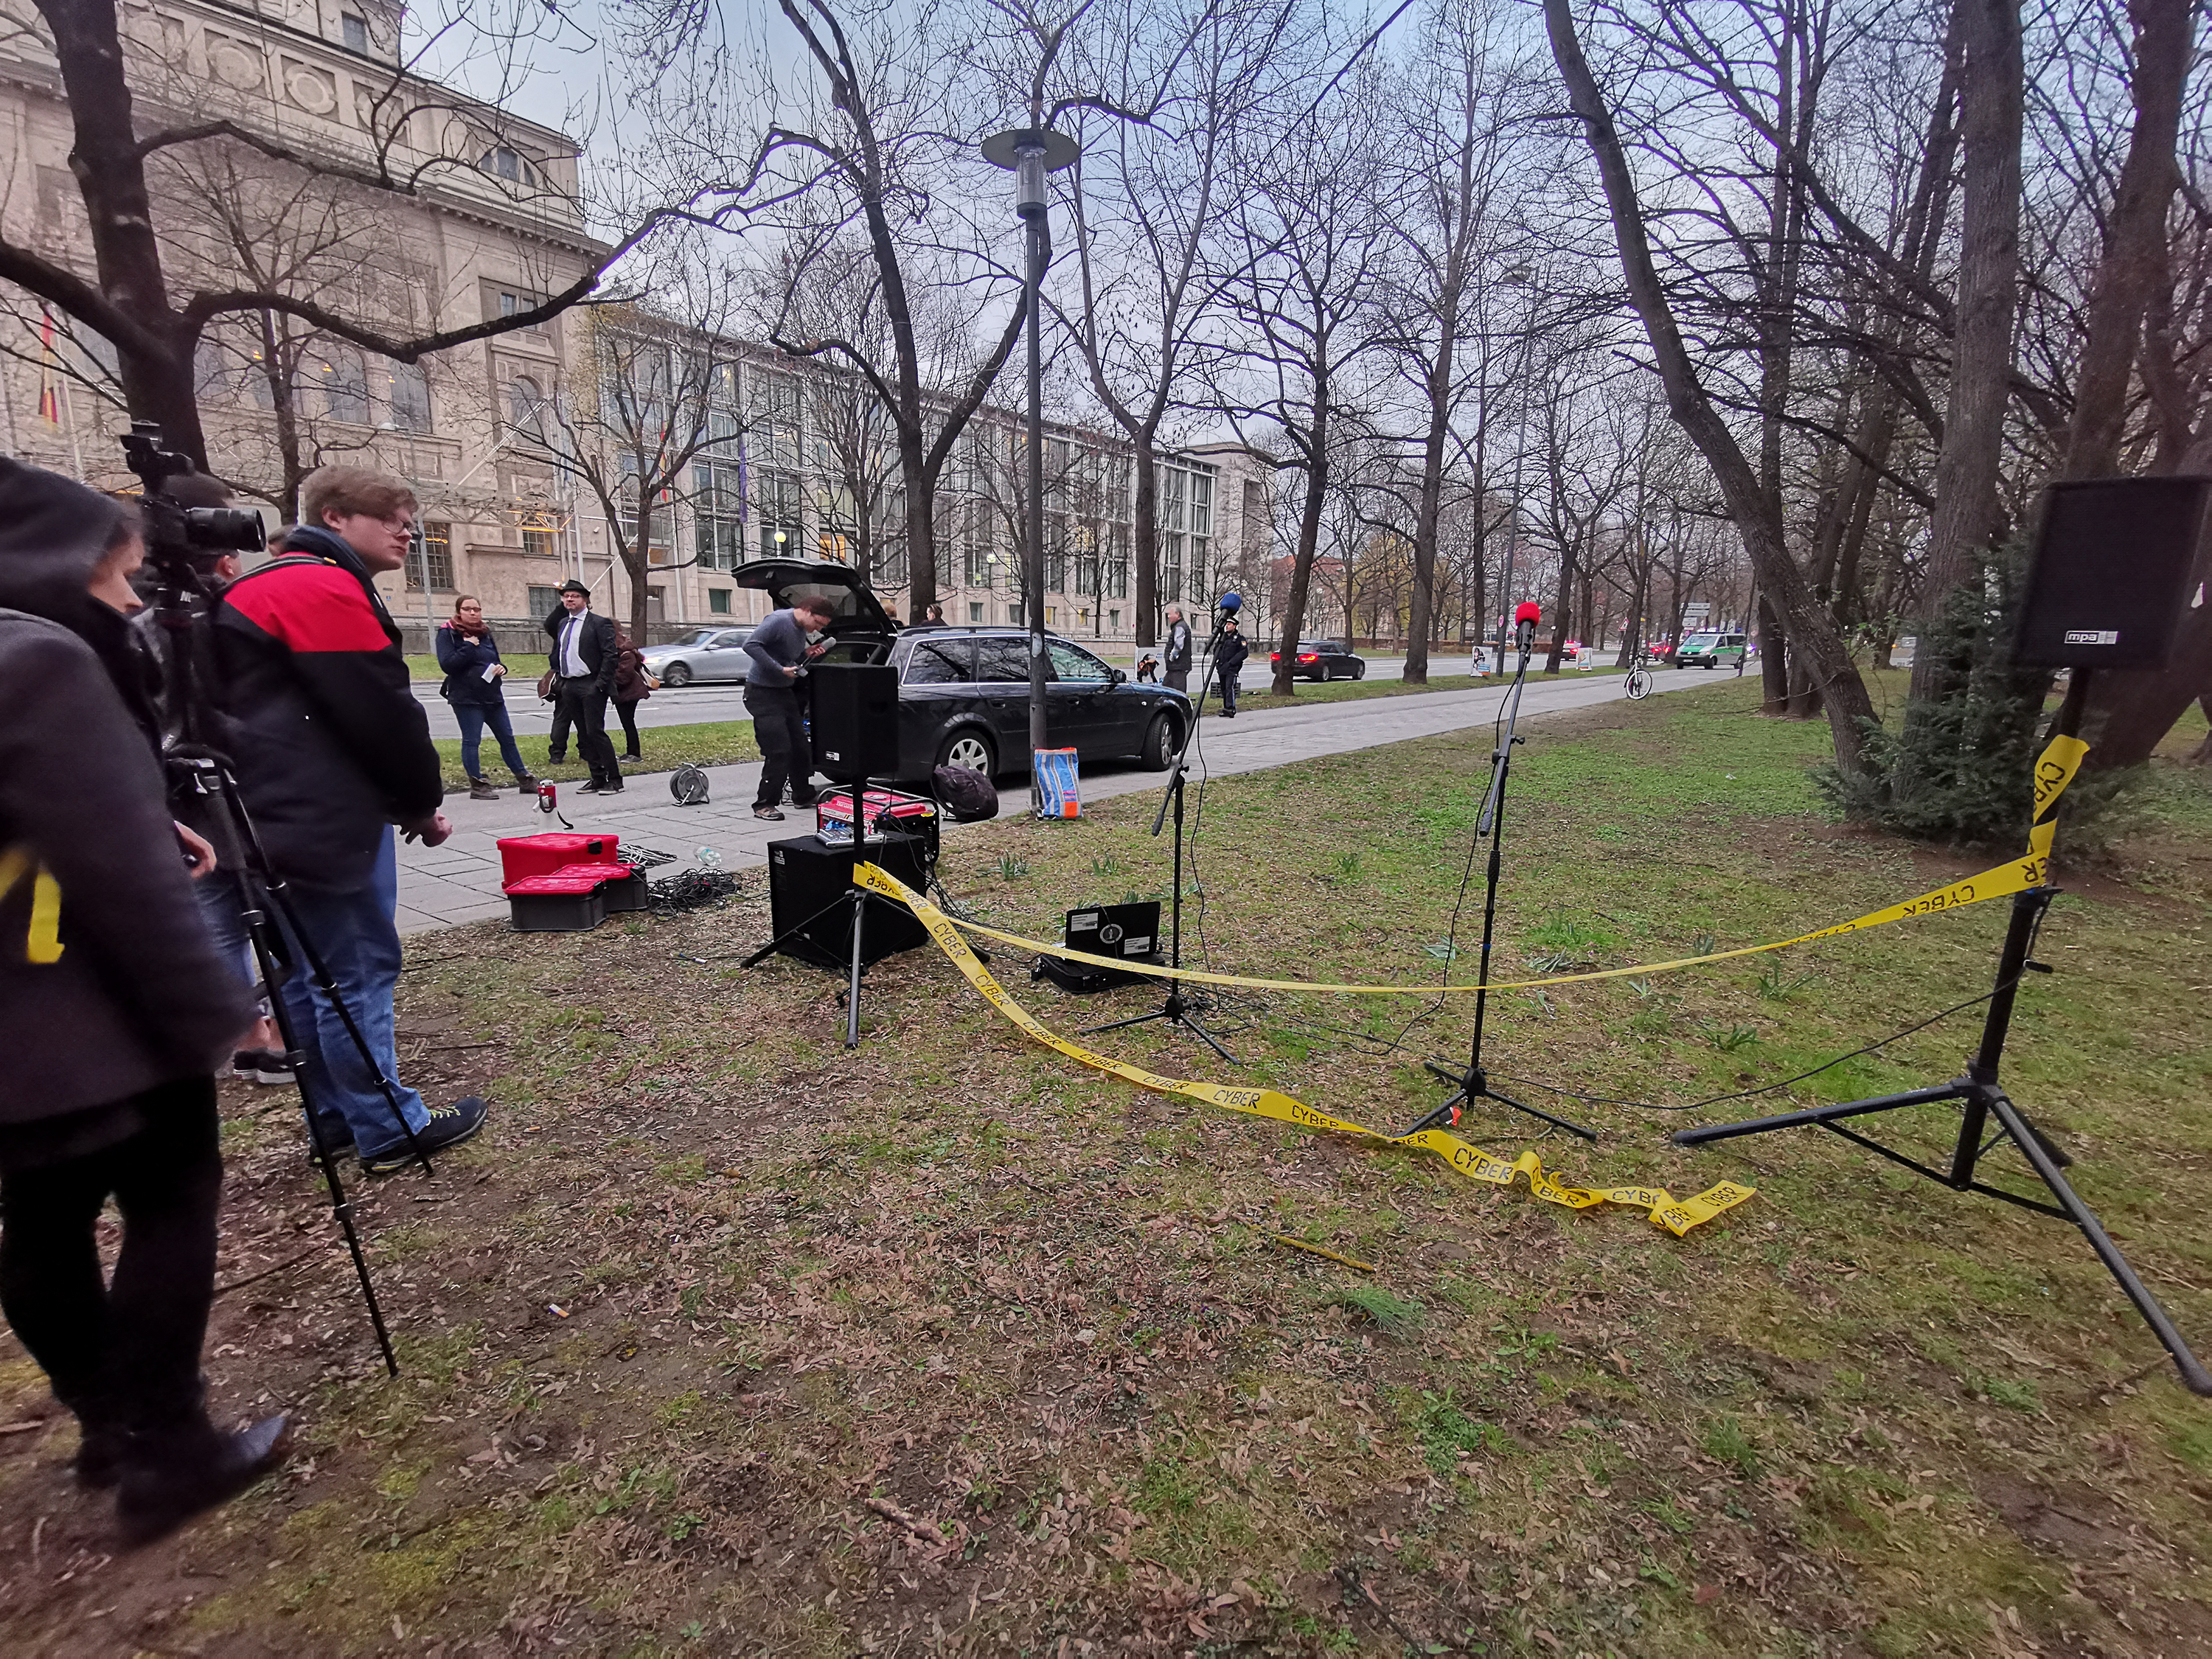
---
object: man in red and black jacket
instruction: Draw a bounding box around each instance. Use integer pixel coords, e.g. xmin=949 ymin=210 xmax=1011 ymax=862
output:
xmin=213 ymin=466 xmax=489 ymax=1174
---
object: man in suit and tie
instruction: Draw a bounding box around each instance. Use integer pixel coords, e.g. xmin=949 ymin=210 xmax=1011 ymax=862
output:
xmin=543 ymin=580 xmax=622 ymax=793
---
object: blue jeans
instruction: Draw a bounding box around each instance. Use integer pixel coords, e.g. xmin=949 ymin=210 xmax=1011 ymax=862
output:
xmin=271 ymin=829 xmax=429 ymax=1155
xmin=456 ymin=700 xmax=529 ymax=781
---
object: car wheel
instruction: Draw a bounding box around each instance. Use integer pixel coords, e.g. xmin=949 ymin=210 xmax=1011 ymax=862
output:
xmin=661 ymin=661 xmax=692 ymax=687
xmin=936 ymin=728 xmax=996 ymax=779
xmin=1141 ymin=712 xmax=1176 ymax=770
xmin=1352 ymin=661 xmax=1366 ymax=679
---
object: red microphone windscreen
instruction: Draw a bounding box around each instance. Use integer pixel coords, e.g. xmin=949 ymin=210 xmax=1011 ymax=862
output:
xmin=1514 ymin=602 xmax=1543 ymax=625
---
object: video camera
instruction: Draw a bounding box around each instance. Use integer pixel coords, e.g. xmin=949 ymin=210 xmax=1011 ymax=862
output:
xmin=120 ymin=421 xmax=265 ymax=593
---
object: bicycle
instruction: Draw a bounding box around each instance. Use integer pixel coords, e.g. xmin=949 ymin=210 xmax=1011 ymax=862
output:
xmin=1624 ymin=653 xmax=1658 ymax=700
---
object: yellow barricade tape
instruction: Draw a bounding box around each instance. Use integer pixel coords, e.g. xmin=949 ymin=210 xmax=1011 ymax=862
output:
xmin=851 ymin=861 xmax=1756 ymax=1236
xmin=909 ymin=734 xmax=2090 ymax=1000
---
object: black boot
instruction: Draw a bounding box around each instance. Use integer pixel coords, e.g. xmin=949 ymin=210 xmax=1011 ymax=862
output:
xmin=116 ymin=1412 xmax=289 ymax=1545
xmin=55 ymin=1389 xmax=123 ymax=1488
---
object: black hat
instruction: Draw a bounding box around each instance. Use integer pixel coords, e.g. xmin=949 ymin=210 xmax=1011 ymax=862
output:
xmin=557 ymin=579 xmax=590 ymax=596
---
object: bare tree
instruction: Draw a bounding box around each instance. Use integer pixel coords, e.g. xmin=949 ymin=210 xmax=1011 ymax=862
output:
xmin=509 ymin=268 xmax=751 ymax=642
xmin=1543 ymin=0 xmax=1880 ymax=776
xmin=0 ymin=0 xmax=680 ymax=469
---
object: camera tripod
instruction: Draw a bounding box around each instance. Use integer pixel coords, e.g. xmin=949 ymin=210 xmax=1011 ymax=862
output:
xmin=173 ymin=753 xmax=432 ymax=1378
xmin=1399 ymin=626 xmax=1594 ymax=1143
xmin=1672 ymin=675 xmax=2211 ymax=1397
xmin=1083 ymin=615 xmax=1234 ymax=1063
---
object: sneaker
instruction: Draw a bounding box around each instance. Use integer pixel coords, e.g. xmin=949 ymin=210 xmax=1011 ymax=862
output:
xmin=620 ymin=754 xmax=641 ymax=766
xmin=546 ymin=751 xmax=567 ymax=764
xmin=468 ymin=779 xmax=501 ymax=801
xmin=752 ymin=805 xmax=785 ymax=821
xmin=359 ymin=1095 xmax=490 ymax=1176
xmin=230 ymin=1048 xmax=293 ymax=1086
xmin=514 ymin=773 xmax=541 ymax=793
xmin=117 ymin=1413 xmax=289 ymax=1546
xmin=303 ymin=1121 xmax=355 ymax=1166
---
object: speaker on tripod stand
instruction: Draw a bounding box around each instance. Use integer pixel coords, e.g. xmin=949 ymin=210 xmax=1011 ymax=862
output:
xmin=1672 ymin=474 xmax=2212 ymax=1397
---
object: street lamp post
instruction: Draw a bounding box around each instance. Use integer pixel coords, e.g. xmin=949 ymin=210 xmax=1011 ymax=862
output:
xmin=1492 ymin=267 xmax=1534 ymax=677
xmin=983 ymin=125 xmax=1079 ymax=815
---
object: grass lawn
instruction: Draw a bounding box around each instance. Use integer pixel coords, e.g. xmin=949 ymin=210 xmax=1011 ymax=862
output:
xmin=6 ymin=679 xmax=2211 ymax=1653
xmin=433 ymin=721 xmax=761 ymax=792
xmin=406 ymin=651 xmax=552 ymax=683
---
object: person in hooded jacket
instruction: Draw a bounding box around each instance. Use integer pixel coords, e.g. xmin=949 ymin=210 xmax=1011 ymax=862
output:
xmin=0 ymin=457 xmax=288 ymax=1543
xmin=212 ymin=465 xmax=490 ymax=1174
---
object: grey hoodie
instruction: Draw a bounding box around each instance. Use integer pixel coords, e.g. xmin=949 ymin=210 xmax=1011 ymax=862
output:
xmin=0 ymin=459 xmax=251 ymax=1130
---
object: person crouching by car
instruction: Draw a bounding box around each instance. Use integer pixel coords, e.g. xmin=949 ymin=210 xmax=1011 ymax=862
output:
xmin=0 ymin=459 xmax=289 ymax=1543
xmin=437 ymin=596 xmax=540 ymax=801
xmin=742 ymin=595 xmax=834 ymax=821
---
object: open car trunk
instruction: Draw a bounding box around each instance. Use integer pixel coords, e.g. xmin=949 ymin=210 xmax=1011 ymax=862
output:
xmin=729 ymin=559 xmax=897 ymax=665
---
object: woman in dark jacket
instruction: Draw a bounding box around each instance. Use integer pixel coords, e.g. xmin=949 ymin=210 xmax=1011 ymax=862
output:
xmin=435 ymin=596 xmax=538 ymax=800
xmin=611 ymin=624 xmax=652 ymax=765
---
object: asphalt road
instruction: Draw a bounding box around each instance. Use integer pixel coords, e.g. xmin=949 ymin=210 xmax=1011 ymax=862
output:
xmin=394 ymin=664 xmax=1715 ymax=931
xmin=408 ymin=650 xmax=1713 ymax=741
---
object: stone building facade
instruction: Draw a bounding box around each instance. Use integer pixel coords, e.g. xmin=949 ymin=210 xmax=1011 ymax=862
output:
xmin=0 ymin=0 xmax=1274 ymax=650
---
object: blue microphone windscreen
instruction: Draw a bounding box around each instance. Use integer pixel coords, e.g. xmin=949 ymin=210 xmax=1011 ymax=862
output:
xmin=1219 ymin=591 xmax=1242 ymax=612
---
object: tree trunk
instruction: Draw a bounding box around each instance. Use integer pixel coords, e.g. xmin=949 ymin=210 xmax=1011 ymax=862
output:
xmin=1759 ymin=596 xmax=1790 ymax=712
xmin=1545 ymin=0 xmax=1879 ymax=776
xmin=38 ymin=0 xmax=207 ymax=463
xmin=1133 ymin=434 xmax=1160 ymax=647
xmin=1907 ymin=0 xmax=2024 ymax=708
xmin=1274 ymin=456 xmax=1329 ymax=696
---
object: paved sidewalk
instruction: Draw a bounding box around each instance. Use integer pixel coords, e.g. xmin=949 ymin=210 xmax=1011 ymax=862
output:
xmin=393 ymin=667 xmax=1711 ymax=933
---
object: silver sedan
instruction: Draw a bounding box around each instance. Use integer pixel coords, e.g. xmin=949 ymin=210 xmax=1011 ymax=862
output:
xmin=639 ymin=627 xmax=755 ymax=686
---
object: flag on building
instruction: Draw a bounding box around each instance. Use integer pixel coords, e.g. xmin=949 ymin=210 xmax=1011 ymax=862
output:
xmin=36 ymin=309 xmax=60 ymax=427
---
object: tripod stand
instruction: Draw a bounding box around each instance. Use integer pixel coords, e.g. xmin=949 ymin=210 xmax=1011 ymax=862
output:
xmin=1400 ymin=628 xmax=1594 ymax=1143
xmin=1083 ymin=617 xmax=1234 ymax=1062
xmin=1672 ymin=675 xmax=2211 ymax=1396
xmin=175 ymin=752 xmax=428 ymax=1378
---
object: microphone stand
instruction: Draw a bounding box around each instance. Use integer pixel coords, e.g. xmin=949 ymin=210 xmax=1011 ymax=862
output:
xmin=1401 ymin=622 xmax=1595 ymax=1142
xmin=1082 ymin=608 xmax=1236 ymax=1062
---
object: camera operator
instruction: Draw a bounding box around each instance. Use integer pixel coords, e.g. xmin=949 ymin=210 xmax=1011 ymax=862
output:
xmin=139 ymin=470 xmax=288 ymax=1085
xmin=213 ymin=465 xmax=490 ymax=1175
xmin=0 ymin=458 xmax=288 ymax=1542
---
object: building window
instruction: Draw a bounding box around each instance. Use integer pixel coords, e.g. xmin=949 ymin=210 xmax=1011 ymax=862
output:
xmin=1109 ymin=608 xmax=1120 ymax=630
xmin=341 ymin=11 xmax=368 ymax=50
xmin=694 ymin=459 xmax=744 ymax=571
xmin=481 ymin=146 xmax=538 ymax=187
xmin=1045 ymin=606 xmax=1057 ymax=627
xmin=386 ymin=361 xmax=431 ymax=432
xmin=406 ymin=521 xmax=453 ymax=591
xmin=1009 ymin=603 xmax=1023 ymax=626
xmin=507 ymin=376 xmax=546 ymax=441
xmin=518 ymin=511 xmax=558 ymax=559
xmin=528 ymin=585 xmax=560 ymax=616
xmin=311 ymin=350 xmax=369 ymax=424
xmin=968 ymin=602 xmax=984 ymax=622
xmin=709 ymin=588 xmax=731 ymax=614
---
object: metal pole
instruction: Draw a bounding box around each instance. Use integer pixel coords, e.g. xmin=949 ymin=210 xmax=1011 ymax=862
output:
xmin=1023 ymin=172 xmax=1051 ymax=815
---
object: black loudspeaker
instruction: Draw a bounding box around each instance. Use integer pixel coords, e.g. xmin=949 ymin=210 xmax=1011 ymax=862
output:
xmin=809 ymin=664 xmax=901 ymax=780
xmin=765 ymin=831 xmax=930 ymax=970
xmin=1035 ymin=901 xmax=1164 ymax=994
xmin=2015 ymin=477 xmax=2212 ymax=668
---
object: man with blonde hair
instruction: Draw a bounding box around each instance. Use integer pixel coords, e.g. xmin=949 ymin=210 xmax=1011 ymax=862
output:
xmin=213 ymin=465 xmax=490 ymax=1174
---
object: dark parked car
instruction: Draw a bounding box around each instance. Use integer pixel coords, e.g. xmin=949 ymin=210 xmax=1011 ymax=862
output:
xmin=1267 ymin=639 xmax=1366 ymax=681
xmin=727 ymin=559 xmax=1191 ymax=783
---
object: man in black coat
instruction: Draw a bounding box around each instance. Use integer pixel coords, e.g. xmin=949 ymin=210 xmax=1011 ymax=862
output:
xmin=543 ymin=580 xmax=622 ymax=793
xmin=0 ymin=459 xmax=286 ymax=1542
xmin=1214 ymin=613 xmax=1251 ymax=717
